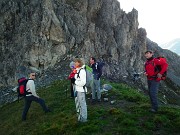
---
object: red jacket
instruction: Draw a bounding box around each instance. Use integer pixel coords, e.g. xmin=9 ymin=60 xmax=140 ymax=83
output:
xmin=68 ymin=69 xmax=77 ymax=80
xmin=145 ymin=57 xmax=168 ymax=81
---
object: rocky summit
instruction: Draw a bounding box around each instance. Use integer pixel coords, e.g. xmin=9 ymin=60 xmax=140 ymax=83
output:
xmin=0 ymin=0 xmax=179 ymax=106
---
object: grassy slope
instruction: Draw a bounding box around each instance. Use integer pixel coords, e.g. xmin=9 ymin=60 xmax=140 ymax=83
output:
xmin=0 ymin=80 xmax=180 ymax=135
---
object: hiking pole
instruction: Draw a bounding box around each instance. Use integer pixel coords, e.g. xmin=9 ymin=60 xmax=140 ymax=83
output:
xmin=133 ymin=71 xmax=144 ymax=81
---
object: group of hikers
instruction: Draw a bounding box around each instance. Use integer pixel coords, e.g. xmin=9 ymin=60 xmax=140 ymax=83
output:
xmin=67 ymin=57 xmax=103 ymax=122
xmin=19 ymin=51 xmax=168 ymax=122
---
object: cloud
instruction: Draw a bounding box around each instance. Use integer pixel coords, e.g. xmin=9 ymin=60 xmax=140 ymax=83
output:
xmin=118 ymin=0 xmax=180 ymax=44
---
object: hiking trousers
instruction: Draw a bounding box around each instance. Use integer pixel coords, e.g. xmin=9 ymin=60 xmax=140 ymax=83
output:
xmin=22 ymin=96 xmax=49 ymax=120
xmin=75 ymin=91 xmax=87 ymax=122
xmin=70 ymin=80 xmax=74 ymax=97
xmin=92 ymin=78 xmax=101 ymax=100
xmin=147 ymin=80 xmax=160 ymax=111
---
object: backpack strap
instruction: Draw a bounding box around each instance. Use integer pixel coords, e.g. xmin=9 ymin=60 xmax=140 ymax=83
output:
xmin=77 ymin=69 xmax=81 ymax=78
xmin=76 ymin=67 xmax=85 ymax=78
xmin=76 ymin=67 xmax=87 ymax=92
xmin=25 ymin=79 xmax=33 ymax=94
xmin=21 ymin=79 xmax=33 ymax=97
xmin=95 ymin=63 xmax=98 ymax=70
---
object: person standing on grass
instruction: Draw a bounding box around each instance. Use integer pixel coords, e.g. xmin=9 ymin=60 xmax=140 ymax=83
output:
xmin=68 ymin=61 xmax=77 ymax=98
xmin=144 ymin=50 xmax=168 ymax=113
xmin=22 ymin=71 xmax=50 ymax=121
xmin=90 ymin=57 xmax=103 ymax=103
xmin=71 ymin=58 xmax=87 ymax=122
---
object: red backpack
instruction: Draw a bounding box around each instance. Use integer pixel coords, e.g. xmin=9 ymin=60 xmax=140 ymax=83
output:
xmin=145 ymin=57 xmax=168 ymax=80
xmin=155 ymin=57 xmax=167 ymax=80
xmin=17 ymin=78 xmax=32 ymax=100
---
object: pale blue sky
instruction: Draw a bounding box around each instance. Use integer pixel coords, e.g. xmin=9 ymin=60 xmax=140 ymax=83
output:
xmin=118 ymin=0 xmax=180 ymax=45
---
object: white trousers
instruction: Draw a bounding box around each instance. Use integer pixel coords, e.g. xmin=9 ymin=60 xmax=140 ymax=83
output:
xmin=75 ymin=91 xmax=87 ymax=122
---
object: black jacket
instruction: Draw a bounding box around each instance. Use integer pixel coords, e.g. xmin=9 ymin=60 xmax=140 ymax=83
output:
xmin=91 ymin=63 xmax=102 ymax=80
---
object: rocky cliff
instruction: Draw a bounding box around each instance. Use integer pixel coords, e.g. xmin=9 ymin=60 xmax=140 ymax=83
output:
xmin=0 ymin=0 xmax=179 ymax=106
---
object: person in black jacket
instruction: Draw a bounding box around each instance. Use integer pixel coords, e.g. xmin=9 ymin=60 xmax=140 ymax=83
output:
xmin=90 ymin=57 xmax=102 ymax=103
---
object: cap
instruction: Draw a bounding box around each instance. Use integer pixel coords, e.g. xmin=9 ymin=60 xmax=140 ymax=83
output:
xmin=145 ymin=50 xmax=153 ymax=54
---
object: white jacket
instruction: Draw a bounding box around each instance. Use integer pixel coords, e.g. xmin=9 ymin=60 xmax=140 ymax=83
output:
xmin=26 ymin=79 xmax=39 ymax=97
xmin=74 ymin=65 xmax=87 ymax=92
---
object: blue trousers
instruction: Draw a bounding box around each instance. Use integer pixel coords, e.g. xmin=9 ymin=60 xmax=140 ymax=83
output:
xmin=22 ymin=96 xmax=49 ymax=120
xmin=147 ymin=80 xmax=160 ymax=111
xmin=91 ymin=78 xmax=101 ymax=100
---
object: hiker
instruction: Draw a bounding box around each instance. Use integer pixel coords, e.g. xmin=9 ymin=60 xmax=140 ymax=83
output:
xmin=68 ymin=61 xmax=77 ymax=97
xmin=71 ymin=58 xmax=87 ymax=122
xmin=90 ymin=57 xmax=102 ymax=103
xmin=22 ymin=71 xmax=50 ymax=121
xmin=144 ymin=51 xmax=168 ymax=112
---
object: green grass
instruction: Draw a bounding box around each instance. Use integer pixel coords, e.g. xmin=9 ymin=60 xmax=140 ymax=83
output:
xmin=0 ymin=80 xmax=180 ymax=135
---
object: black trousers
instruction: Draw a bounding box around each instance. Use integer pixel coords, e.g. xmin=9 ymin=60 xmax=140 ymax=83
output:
xmin=22 ymin=96 xmax=49 ymax=120
xmin=70 ymin=80 xmax=74 ymax=97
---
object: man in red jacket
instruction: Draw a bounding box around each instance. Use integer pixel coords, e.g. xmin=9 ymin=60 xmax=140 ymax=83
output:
xmin=144 ymin=50 xmax=168 ymax=112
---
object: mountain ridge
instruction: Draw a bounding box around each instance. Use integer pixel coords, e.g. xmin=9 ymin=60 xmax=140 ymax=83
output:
xmin=160 ymin=38 xmax=180 ymax=55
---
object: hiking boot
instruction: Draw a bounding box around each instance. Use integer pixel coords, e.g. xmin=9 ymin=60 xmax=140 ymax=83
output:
xmin=78 ymin=117 xmax=88 ymax=123
xmin=149 ymin=108 xmax=157 ymax=113
xmin=79 ymin=119 xmax=88 ymax=123
xmin=45 ymin=108 xmax=52 ymax=113
xmin=91 ymin=99 xmax=96 ymax=104
xmin=22 ymin=118 xmax=26 ymax=121
xmin=97 ymin=99 xmax=101 ymax=102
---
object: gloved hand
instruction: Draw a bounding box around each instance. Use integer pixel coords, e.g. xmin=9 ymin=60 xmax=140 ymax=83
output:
xmin=71 ymin=78 xmax=76 ymax=84
xmin=157 ymin=73 xmax=162 ymax=78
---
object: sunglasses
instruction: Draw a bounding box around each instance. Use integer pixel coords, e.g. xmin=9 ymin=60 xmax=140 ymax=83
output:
xmin=31 ymin=74 xmax=36 ymax=76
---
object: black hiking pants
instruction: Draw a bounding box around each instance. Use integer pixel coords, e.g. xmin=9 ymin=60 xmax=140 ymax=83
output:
xmin=70 ymin=79 xmax=74 ymax=97
xmin=22 ymin=96 xmax=49 ymax=120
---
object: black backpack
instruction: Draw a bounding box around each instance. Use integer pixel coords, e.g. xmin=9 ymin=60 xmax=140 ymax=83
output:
xmin=17 ymin=77 xmax=32 ymax=100
xmin=95 ymin=62 xmax=105 ymax=76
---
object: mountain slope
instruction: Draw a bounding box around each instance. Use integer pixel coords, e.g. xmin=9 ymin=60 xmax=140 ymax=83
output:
xmin=0 ymin=80 xmax=180 ymax=135
xmin=160 ymin=38 xmax=180 ymax=55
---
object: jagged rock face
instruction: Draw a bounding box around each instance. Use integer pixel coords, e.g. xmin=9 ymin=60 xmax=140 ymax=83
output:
xmin=0 ymin=0 xmax=146 ymax=86
xmin=0 ymin=0 xmax=179 ymax=106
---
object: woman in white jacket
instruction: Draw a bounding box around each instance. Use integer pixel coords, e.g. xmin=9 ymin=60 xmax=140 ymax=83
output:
xmin=71 ymin=58 xmax=87 ymax=122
